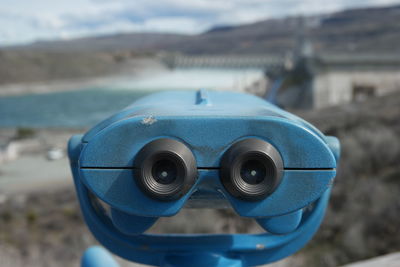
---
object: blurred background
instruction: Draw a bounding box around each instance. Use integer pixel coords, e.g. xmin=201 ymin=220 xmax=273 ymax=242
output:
xmin=0 ymin=0 xmax=400 ymax=266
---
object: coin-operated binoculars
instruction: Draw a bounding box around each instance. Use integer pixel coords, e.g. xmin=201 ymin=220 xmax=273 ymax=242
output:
xmin=68 ymin=89 xmax=340 ymax=267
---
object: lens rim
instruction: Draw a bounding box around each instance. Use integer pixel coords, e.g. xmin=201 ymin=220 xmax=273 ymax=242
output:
xmin=220 ymin=138 xmax=283 ymax=201
xmin=135 ymin=138 xmax=197 ymax=201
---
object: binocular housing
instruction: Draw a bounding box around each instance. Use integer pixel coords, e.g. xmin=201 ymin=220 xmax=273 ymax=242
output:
xmin=68 ymin=89 xmax=340 ymax=267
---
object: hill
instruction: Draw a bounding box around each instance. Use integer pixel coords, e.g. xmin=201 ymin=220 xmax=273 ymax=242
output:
xmin=5 ymin=4 xmax=400 ymax=55
xmin=1 ymin=4 xmax=400 ymax=85
xmin=298 ymin=91 xmax=400 ymax=266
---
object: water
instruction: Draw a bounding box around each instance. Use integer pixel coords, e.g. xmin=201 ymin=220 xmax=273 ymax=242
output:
xmin=0 ymin=88 xmax=157 ymax=128
xmin=0 ymin=68 xmax=263 ymax=128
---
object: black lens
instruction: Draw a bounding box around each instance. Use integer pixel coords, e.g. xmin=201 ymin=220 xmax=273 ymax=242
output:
xmin=135 ymin=138 xmax=197 ymax=201
xmin=152 ymin=159 xmax=178 ymax=185
xmin=220 ymin=138 xmax=283 ymax=201
xmin=240 ymin=159 xmax=267 ymax=185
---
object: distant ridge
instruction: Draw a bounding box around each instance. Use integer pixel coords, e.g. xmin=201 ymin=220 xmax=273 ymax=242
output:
xmin=3 ymin=4 xmax=400 ymax=55
xmin=1 ymin=4 xmax=400 ymax=85
xmin=6 ymin=33 xmax=190 ymax=53
xmin=205 ymin=25 xmax=235 ymax=34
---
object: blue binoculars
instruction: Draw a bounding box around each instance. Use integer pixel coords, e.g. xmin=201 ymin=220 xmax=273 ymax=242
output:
xmin=68 ymin=89 xmax=340 ymax=267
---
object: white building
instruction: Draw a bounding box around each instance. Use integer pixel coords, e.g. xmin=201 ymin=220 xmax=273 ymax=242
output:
xmin=276 ymin=54 xmax=400 ymax=109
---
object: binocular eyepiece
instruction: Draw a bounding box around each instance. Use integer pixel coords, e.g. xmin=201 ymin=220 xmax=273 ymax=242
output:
xmin=134 ymin=138 xmax=197 ymax=200
xmin=135 ymin=138 xmax=283 ymax=201
xmin=220 ymin=138 xmax=283 ymax=200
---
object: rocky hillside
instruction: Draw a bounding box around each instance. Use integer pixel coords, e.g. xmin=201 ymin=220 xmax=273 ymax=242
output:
xmin=0 ymin=50 xmax=140 ymax=85
xmin=297 ymin=91 xmax=400 ymax=266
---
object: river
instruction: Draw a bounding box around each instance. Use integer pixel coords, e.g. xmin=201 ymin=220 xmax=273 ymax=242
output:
xmin=0 ymin=68 xmax=264 ymax=128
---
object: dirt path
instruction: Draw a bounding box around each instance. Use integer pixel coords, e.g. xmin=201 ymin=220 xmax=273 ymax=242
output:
xmin=0 ymin=156 xmax=72 ymax=195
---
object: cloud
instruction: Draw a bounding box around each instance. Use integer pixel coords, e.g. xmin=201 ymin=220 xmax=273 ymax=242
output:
xmin=0 ymin=0 xmax=399 ymax=45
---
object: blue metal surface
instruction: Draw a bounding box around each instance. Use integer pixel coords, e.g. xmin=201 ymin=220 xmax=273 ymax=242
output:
xmin=81 ymin=246 xmax=119 ymax=267
xmin=68 ymin=89 xmax=340 ymax=267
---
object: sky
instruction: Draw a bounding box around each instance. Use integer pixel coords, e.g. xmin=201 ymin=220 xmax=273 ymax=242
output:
xmin=0 ymin=0 xmax=399 ymax=45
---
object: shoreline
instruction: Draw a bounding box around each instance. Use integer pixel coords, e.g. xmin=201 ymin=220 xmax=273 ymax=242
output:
xmin=0 ymin=57 xmax=167 ymax=97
